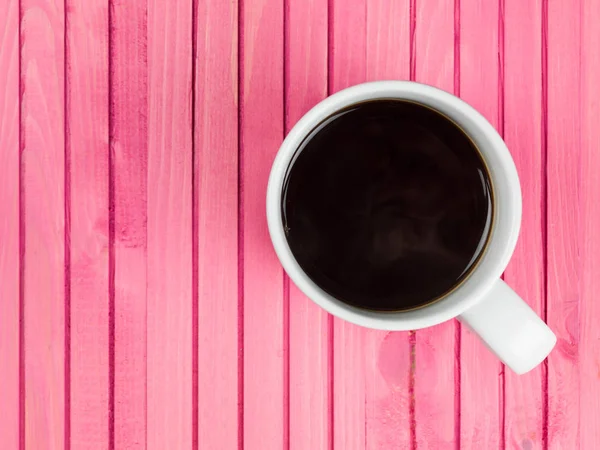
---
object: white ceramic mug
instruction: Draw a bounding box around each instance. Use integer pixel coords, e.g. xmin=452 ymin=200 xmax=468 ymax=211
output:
xmin=266 ymin=81 xmax=556 ymax=375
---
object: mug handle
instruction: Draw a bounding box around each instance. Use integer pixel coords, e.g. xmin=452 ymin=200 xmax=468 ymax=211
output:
xmin=458 ymin=280 xmax=556 ymax=375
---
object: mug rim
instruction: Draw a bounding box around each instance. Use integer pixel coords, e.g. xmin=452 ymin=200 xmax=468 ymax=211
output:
xmin=266 ymin=81 xmax=522 ymax=330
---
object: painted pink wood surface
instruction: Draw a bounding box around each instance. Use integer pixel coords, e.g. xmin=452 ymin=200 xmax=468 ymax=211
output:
xmin=547 ymin=0 xmax=581 ymax=448
xmin=110 ymin=0 xmax=148 ymax=447
xmin=194 ymin=0 xmax=240 ymax=448
xmin=2 ymin=0 xmax=600 ymax=448
xmin=21 ymin=0 xmax=66 ymax=448
xmin=579 ymin=2 xmax=600 ymax=447
xmin=0 ymin=0 xmax=20 ymax=448
xmin=240 ymin=0 xmax=286 ymax=448
xmin=67 ymin=0 xmax=110 ymax=448
xmin=147 ymin=0 xmax=193 ymax=447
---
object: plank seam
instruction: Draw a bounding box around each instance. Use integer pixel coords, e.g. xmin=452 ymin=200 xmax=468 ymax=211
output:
xmin=454 ymin=324 xmax=461 ymax=450
xmin=409 ymin=4 xmax=417 ymax=448
xmin=327 ymin=313 xmax=334 ymax=450
xmin=18 ymin=0 xmax=25 ymax=447
xmin=191 ymin=0 xmax=199 ymax=447
xmin=237 ymin=0 xmax=245 ymax=447
xmin=326 ymin=0 xmax=333 ymax=96
xmin=409 ymin=332 xmax=416 ymax=450
xmin=282 ymin=0 xmax=290 ymax=448
xmin=108 ymin=1 xmax=116 ymax=448
xmin=363 ymin=0 xmax=367 ymax=80
xmin=326 ymin=1 xmax=334 ymax=448
xmin=453 ymin=0 xmax=460 ymax=98
xmin=143 ymin=3 xmax=149 ymax=444
xmin=497 ymin=0 xmax=506 ymax=448
xmin=541 ymin=0 xmax=549 ymax=447
xmin=409 ymin=0 xmax=416 ymax=81
xmin=453 ymin=0 xmax=461 ymax=447
xmin=283 ymin=275 xmax=290 ymax=450
xmin=63 ymin=0 xmax=72 ymax=448
xmin=498 ymin=0 xmax=505 ymax=139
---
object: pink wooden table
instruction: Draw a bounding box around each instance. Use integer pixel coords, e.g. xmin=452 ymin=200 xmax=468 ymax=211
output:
xmin=1 ymin=0 xmax=598 ymax=448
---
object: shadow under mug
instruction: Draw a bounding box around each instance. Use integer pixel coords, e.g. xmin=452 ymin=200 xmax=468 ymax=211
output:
xmin=266 ymin=81 xmax=556 ymax=375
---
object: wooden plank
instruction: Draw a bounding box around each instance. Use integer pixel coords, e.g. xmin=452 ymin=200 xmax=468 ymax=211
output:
xmin=412 ymin=0 xmax=458 ymax=447
xmin=285 ymin=0 xmax=331 ymax=448
xmin=21 ymin=0 xmax=66 ymax=447
xmin=0 ymin=0 xmax=20 ymax=447
xmin=546 ymin=0 xmax=581 ymax=447
xmin=364 ymin=1 xmax=412 ymax=449
xmin=66 ymin=0 xmax=110 ymax=448
xmin=329 ymin=0 xmax=367 ymax=448
xmin=364 ymin=332 xmax=412 ymax=449
xmin=365 ymin=0 xmax=411 ymax=83
xmin=459 ymin=0 xmax=502 ymax=447
xmin=580 ymin=0 xmax=600 ymax=446
xmin=147 ymin=0 xmax=193 ymax=447
xmin=194 ymin=0 xmax=240 ymax=447
xmin=240 ymin=0 xmax=285 ymax=447
xmin=110 ymin=0 xmax=148 ymax=447
xmin=502 ymin=0 xmax=545 ymax=448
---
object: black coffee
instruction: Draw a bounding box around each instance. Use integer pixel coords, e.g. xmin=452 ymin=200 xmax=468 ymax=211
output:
xmin=282 ymin=100 xmax=492 ymax=311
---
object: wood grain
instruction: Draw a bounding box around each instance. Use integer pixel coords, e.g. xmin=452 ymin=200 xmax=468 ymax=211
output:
xmin=110 ymin=0 xmax=148 ymax=447
xmin=66 ymin=0 xmax=110 ymax=448
xmin=0 ymin=0 xmax=20 ymax=447
xmin=364 ymin=1 xmax=412 ymax=449
xmin=194 ymin=0 xmax=240 ymax=447
xmin=329 ymin=0 xmax=367 ymax=448
xmin=502 ymin=0 xmax=545 ymax=448
xmin=413 ymin=0 xmax=458 ymax=447
xmin=547 ymin=0 xmax=582 ymax=447
xmin=364 ymin=332 xmax=412 ymax=449
xmin=458 ymin=0 xmax=502 ymax=447
xmin=3 ymin=0 xmax=600 ymax=447
xmin=285 ymin=0 xmax=331 ymax=448
xmin=147 ymin=0 xmax=193 ymax=447
xmin=580 ymin=0 xmax=600 ymax=446
xmin=365 ymin=0 xmax=411 ymax=83
xmin=21 ymin=0 xmax=66 ymax=447
xmin=240 ymin=0 xmax=286 ymax=447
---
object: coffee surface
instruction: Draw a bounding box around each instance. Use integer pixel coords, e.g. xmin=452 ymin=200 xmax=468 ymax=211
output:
xmin=282 ymin=100 xmax=492 ymax=311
